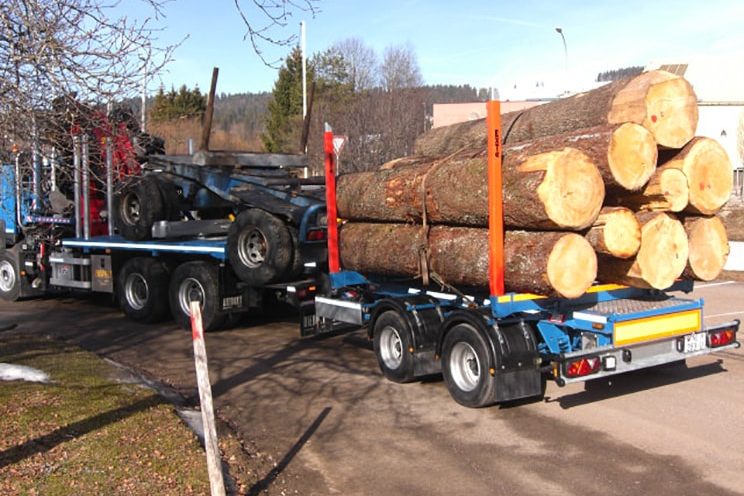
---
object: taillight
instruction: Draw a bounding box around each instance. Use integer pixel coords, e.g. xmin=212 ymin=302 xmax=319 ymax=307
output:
xmin=708 ymin=329 xmax=736 ymax=348
xmin=565 ymin=357 xmax=601 ymax=378
xmin=307 ymin=229 xmax=326 ymax=241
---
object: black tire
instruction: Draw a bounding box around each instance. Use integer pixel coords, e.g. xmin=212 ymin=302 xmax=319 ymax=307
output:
xmin=286 ymin=226 xmax=305 ymax=280
xmin=154 ymin=177 xmax=182 ymax=221
xmin=373 ymin=311 xmax=415 ymax=383
xmin=113 ymin=175 xmax=165 ymax=241
xmin=169 ymin=261 xmax=226 ymax=332
xmin=116 ymin=257 xmax=170 ymax=323
xmin=227 ymin=209 xmax=293 ymax=285
xmin=441 ymin=323 xmax=497 ymax=408
xmin=0 ymin=249 xmax=21 ymax=302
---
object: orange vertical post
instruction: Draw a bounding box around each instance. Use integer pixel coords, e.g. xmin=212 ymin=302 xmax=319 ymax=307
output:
xmin=486 ymin=100 xmax=505 ymax=296
xmin=324 ymin=125 xmax=341 ymax=273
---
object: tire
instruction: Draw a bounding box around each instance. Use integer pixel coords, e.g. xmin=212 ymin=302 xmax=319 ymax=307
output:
xmin=154 ymin=177 xmax=182 ymax=221
xmin=116 ymin=257 xmax=170 ymax=323
xmin=114 ymin=175 xmax=165 ymax=241
xmin=227 ymin=209 xmax=293 ymax=285
xmin=0 ymin=249 xmax=21 ymax=302
xmin=169 ymin=261 xmax=226 ymax=332
xmin=286 ymin=226 xmax=305 ymax=280
xmin=441 ymin=323 xmax=497 ymax=408
xmin=373 ymin=311 xmax=415 ymax=383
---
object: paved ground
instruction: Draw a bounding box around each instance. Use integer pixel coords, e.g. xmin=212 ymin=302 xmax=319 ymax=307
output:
xmin=1 ymin=281 xmax=743 ymax=495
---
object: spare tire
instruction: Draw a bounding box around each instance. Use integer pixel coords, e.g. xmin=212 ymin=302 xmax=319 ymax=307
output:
xmin=113 ymin=175 xmax=165 ymax=240
xmin=227 ymin=209 xmax=293 ymax=285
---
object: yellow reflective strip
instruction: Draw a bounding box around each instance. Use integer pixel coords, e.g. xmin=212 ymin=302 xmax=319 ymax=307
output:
xmin=586 ymin=284 xmax=627 ymax=293
xmin=496 ymin=293 xmax=546 ymax=303
xmin=614 ymin=309 xmax=701 ymax=346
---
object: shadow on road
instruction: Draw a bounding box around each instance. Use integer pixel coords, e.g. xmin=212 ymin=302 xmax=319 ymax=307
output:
xmin=548 ymin=360 xmax=727 ymax=409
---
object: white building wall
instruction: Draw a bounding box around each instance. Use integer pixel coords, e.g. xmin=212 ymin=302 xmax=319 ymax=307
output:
xmin=696 ymin=105 xmax=744 ymax=170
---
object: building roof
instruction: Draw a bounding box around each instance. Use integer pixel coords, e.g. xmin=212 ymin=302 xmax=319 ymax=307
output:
xmin=646 ymin=58 xmax=744 ymax=103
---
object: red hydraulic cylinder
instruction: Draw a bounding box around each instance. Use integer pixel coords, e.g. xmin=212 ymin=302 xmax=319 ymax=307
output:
xmin=486 ymin=101 xmax=505 ymax=296
xmin=324 ymin=125 xmax=341 ymax=273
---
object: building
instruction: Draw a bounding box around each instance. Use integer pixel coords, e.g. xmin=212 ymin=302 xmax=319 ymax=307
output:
xmin=432 ymin=100 xmax=547 ymax=128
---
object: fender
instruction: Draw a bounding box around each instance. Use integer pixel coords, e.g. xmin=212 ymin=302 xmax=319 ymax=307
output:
xmin=368 ymin=295 xmax=445 ymax=352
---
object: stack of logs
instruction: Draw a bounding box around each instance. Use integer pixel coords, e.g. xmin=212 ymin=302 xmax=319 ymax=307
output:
xmin=336 ymin=70 xmax=733 ymax=298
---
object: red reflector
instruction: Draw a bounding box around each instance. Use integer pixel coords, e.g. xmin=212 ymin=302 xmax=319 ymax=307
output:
xmin=307 ymin=229 xmax=326 ymax=241
xmin=709 ymin=329 xmax=736 ymax=348
xmin=565 ymin=357 xmax=601 ymax=378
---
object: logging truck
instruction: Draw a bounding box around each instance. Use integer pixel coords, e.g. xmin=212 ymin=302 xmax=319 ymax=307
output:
xmin=307 ymin=102 xmax=741 ymax=408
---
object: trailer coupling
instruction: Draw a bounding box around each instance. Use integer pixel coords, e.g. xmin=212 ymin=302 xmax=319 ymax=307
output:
xmin=551 ymin=319 xmax=740 ymax=386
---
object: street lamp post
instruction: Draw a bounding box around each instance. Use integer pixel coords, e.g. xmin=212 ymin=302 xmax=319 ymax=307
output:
xmin=555 ymin=27 xmax=568 ymax=95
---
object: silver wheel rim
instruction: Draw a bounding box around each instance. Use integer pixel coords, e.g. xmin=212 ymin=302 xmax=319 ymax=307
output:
xmin=178 ymin=277 xmax=205 ymax=317
xmin=379 ymin=325 xmax=404 ymax=369
xmin=124 ymin=273 xmax=148 ymax=310
xmin=237 ymin=228 xmax=267 ymax=268
xmin=0 ymin=260 xmax=16 ymax=293
xmin=449 ymin=342 xmax=481 ymax=392
xmin=122 ymin=191 xmax=141 ymax=226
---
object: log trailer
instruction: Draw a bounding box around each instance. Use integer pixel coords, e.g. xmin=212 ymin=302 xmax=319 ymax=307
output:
xmin=0 ymin=138 xmax=327 ymax=331
xmin=306 ymin=102 xmax=741 ymax=408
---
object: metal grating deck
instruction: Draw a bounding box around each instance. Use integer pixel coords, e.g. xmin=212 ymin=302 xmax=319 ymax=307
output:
xmin=577 ymin=296 xmax=694 ymax=316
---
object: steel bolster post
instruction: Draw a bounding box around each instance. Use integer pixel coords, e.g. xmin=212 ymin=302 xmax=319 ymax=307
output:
xmin=486 ymin=100 xmax=505 ymax=297
xmin=324 ymin=124 xmax=340 ymax=274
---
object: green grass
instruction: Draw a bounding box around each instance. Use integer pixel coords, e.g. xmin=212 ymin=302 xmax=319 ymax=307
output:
xmin=0 ymin=335 xmax=210 ymax=496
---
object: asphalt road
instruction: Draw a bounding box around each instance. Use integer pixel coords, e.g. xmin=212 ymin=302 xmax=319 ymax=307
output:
xmin=1 ymin=281 xmax=743 ymax=495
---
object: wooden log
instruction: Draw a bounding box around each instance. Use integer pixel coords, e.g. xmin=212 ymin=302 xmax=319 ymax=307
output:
xmin=339 ymin=223 xmax=597 ymax=298
xmin=683 ymin=216 xmax=729 ymax=281
xmin=338 ymin=144 xmax=605 ymax=231
xmin=607 ymin=167 xmax=689 ymax=212
xmin=415 ymin=70 xmax=697 ymax=155
xmin=658 ymin=137 xmax=733 ymax=215
xmin=597 ymin=212 xmax=689 ymax=289
xmin=585 ymin=207 xmax=641 ymax=259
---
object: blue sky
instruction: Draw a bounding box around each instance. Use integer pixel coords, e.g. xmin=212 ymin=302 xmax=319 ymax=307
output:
xmin=135 ymin=0 xmax=744 ymax=97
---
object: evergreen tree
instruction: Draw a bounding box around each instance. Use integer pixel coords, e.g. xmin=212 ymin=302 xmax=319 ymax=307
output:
xmin=149 ymin=84 xmax=206 ymax=122
xmin=262 ymin=47 xmax=309 ymax=152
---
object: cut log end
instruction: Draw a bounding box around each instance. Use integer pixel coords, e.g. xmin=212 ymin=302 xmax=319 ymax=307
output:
xmin=685 ymin=216 xmax=729 ymax=281
xmin=680 ymin=138 xmax=733 ymax=215
xmin=546 ymin=233 xmax=597 ymax=299
xmin=608 ymin=123 xmax=658 ymax=190
xmin=587 ymin=207 xmax=641 ymax=258
xmin=636 ymin=213 xmax=689 ymax=289
xmin=642 ymin=77 xmax=699 ymax=149
xmin=536 ymin=148 xmax=605 ymax=230
xmin=656 ymin=168 xmax=690 ymax=212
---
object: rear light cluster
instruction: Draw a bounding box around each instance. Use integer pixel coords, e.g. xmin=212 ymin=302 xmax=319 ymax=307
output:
xmin=708 ymin=328 xmax=736 ymax=348
xmin=565 ymin=356 xmax=601 ymax=378
xmin=306 ymin=229 xmax=326 ymax=241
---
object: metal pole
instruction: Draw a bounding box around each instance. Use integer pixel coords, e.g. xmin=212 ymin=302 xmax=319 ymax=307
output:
xmin=141 ymin=64 xmax=147 ymax=133
xmin=105 ymin=137 xmax=114 ymax=236
xmin=14 ymin=152 xmax=23 ymax=228
xmin=555 ymin=27 xmax=568 ymax=95
xmin=50 ymin=147 xmax=57 ymax=192
xmin=73 ymin=136 xmax=82 ymax=238
xmin=31 ymin=120 xmax=41 ymax=211
xmin=82 ymin=135 xmax=90 ymax=240
xmin=301 ymin=21 xmax=308 ymax=119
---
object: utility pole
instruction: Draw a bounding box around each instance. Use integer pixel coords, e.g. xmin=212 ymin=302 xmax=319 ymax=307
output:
xmin=555 ymin=27 xmax=568 ymax=96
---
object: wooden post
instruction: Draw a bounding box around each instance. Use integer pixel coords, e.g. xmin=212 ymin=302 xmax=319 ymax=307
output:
xmin=190 ymin=301 xmax=226 ymax=496
xmin=199 ymin=67 xmax=219 ymax=152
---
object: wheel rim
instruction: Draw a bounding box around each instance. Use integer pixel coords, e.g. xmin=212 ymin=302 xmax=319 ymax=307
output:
xmin=0 ymin=260 xmax=16 ymax=293
xmin=379 ymin=325 xmax=404 ymax=369
xmin=449 ymin=342 xmax=481 ymax=392
xmin=124 ymin=273 xmax=149 ymax=310
xmin=237 ymin=228 xmax=267 ymax=268
xmin=121 ymin=191 xmax=141 ymax=226
xmin=177 ymin=277 xmax=205 ymax=317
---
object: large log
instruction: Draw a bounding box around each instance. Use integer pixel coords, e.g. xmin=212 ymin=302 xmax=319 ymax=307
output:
xmin=597 ymin=212 xmax=689 ymax=289
xmin=338 ymin=144 xmax=605 ymax=231
xmin=339 ymin=223 xmax=597 ymax=298
xmin=607 ymin=167 xmax=689 ymax=212
xmin=658 ymin=137 xmax=733 ymax=215
xmin=683 ymin=216 xmax=729 ymax=281
xmin=585 ymin=207 xmax=641 ymax=259
xmin=415 ymin=70 xmax=698 ymax=155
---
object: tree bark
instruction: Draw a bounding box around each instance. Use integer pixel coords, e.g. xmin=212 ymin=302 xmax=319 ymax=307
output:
xmin=415 ymin=70 xmax=697 ymax=155
xmin=585 ymin=207 xmax=641 ymax=259
xmin=338 ymin=223 xmax=597 ymax=298
xmin=338 ymin=142 xmax=605 ymax=231
xmin=682 ymin=216 xmax=729 ymax=281
xmin=606 ymin=167 xmax=689 ymax=212
xmin=597 ymin=212 xmax=689 ymax=289
xmin=658 ymin=137 xmax=733 ymax=215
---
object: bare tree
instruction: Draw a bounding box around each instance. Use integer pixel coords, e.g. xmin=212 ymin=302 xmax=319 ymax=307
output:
xmin=234 ymin=0 xmax=320 ymax=67
xmin=330 ymin=38 xmax=378 ymax=91
xmin=380 ymin=43 xmax=422 ymax=91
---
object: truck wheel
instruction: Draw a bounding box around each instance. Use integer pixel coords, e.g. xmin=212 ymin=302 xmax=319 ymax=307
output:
xmin=286 ymin=226 xmax=305 ymax=280
xmin=154 ymin=177 xmax=182 ymax=221
xmin=442 ymin=323 xmax=496 ymax=408
xmin=0 ymin=250 xmax=21 ymax=301
xmin=114 ymin=176 xmax=165 ymax=240
xmin=169 ymin=261 xmax=226 ymax=332
xmin=116 ymin=257 xmax=170 ymax=323
xmin=373 ymin=311 xmax=415 ymax=383
xmin=227 ymin=209 xmax=292 ymax=285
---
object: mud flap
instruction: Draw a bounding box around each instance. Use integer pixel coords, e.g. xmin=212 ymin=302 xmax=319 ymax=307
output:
xmin=493 ymin=368 xmax=543 ymax=402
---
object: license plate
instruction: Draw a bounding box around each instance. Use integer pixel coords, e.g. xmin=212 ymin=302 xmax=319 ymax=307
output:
xmin=683 ymin=332 xmax=706 ymax=353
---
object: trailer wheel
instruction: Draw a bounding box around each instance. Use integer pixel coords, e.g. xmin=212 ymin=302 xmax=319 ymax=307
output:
xmin=169 ymin=261 xmax=226 ymax=332
xmin=0 ymin=249 xmax=21 ymax=302
xmin=154 ymin=177 xmax=182 ymax=221
xmin=114 ymin=176 xmax=165 ymax=240
xmin=373 ymin=311 xmax=415 ymax=383
xmin=227 ymin=209 xmax=292 ymax=285
xmin=116 ymin=257 xmax=170 ymax=323
xmin=442 ymin=323 xmax=496 ymax=408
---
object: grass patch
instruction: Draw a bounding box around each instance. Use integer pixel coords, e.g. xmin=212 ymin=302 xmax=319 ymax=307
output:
xmin=0 ymin=334 xmax=210 ymax=496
